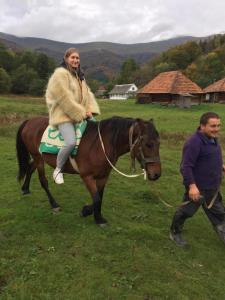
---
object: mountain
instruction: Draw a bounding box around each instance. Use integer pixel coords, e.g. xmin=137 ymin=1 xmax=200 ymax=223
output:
xmin=0 ymin=32 xmax=200 ymax=81
xmin=0 ymin=37 xmax=23 ymax=52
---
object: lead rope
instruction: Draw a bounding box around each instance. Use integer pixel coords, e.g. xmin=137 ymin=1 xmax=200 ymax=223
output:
xmin=180 ymin=188 xmax=219 ymax=209
xmin=98 ymin=122 xmax=147 ymax=179
xmin=129 ymin=123 xmax=140 ymax=172
xmin=153 ymin=188 xmax=219 ymax=210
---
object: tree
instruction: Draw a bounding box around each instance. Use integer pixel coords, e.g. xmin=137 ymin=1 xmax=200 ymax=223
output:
xmin=215 ymin=45 xmax=225 ymax=65
xmin=29 ymin=79 xmax=46 ymax=96
xmin=86 ymin=79 xmax=101 ymax=94
xmin=133 ymin=63 xmax=155 ymax=87
xmin=0 ymin=43 xmax=57 ymax=95
xmin=104 ymin=81 xmax=115 ymax=97
xmin=19 ymin=51 xmax=36 ymax=69
xmin=0 ymin=67 xmax=11 ymax=93
xmin=186 ymin=52 xmax=223 ymax=88
xmin=154 ymin=62 xmax=177 ymax=75
xmin=185 ymin=63 xmax=199 ymax=83
xmin=35 ymin=53 xmax=55 ymax=80
xmin=166 ymin=42 xmax=202 ymax=70
xmin=117 ymin=58 xmax=139 ymax=84
xmin=11 ymin=64 xmax=38 ymax=94
xmin=0 ymin=43 xmax=15 ymax=73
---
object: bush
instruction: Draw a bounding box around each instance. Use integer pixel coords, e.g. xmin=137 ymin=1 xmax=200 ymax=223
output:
xmin=0 ymin=67 xmax=11 ymax=93
xmin=29 ymin=79 xmax=47 ymax=96
xmin=11 ymin=64 xmax=39 ymax=94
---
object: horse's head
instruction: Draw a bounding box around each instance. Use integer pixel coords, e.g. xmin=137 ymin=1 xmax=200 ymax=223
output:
xmin=130 ymin=119 xmax=161 ymax=181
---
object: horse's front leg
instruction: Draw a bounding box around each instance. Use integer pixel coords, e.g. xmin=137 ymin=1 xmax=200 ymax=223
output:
xmin=81 ymin=175 xmax=107 ymax=225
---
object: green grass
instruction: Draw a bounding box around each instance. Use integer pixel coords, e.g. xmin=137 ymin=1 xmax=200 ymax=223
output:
xmin=1 ymin=97 xmax=225 ymax=299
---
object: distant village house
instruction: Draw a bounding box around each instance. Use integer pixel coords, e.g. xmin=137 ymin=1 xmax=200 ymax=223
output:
xmin=203 ymin=78 xmax=225 ymax=103
xmin=137 ymin=71 xmax=203 ymax=108
xmin=109 ymin=84 xmax=138 ymax=100
xmin=95 ymin=86 xmax=107 ymax=98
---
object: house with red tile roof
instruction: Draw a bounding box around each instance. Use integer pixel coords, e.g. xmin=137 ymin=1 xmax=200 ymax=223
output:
xmin=203 ymin=78 xmax=225 ymax=103
xmin=137 ymin=71 xmax=203 ymax=106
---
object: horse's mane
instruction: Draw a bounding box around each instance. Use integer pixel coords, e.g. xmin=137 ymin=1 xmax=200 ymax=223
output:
xmin=86 ymin=116 xmax=135 ymax=149
xmin=86 ymin=116 xmax=158 ymax=151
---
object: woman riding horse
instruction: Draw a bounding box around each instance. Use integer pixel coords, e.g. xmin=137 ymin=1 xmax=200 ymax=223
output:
xmin=16 ymin=116 xmax=161 ymax=225
xmin=45 ymin=47 xmax=100 ymax=184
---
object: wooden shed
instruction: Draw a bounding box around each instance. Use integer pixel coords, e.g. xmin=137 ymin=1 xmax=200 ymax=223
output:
xmin=137 ymin=71 xmax=203 ymax=106
xmin=203 ymin=78 xmax=225 ymax=103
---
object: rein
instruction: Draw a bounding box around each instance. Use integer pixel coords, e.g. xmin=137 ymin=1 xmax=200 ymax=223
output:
xmin=129 ymin=123 xmax=160 ymax=171
xmin=97 ymin=122 xmax=147 ymax=179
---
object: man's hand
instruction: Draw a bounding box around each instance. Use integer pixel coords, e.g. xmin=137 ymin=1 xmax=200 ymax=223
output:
xmin=189 ymin=184 xmax=201 ymax=202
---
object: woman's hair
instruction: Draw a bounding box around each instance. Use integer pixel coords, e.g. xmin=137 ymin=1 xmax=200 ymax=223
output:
xmin=64 ymin=48 xmax=79 ymax=60
xmin=62 ymin=48 xmax=84 ymax=80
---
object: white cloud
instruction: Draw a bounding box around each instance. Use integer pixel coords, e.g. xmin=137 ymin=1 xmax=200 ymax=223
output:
xmin=0 ymin=0 xmax=224 ymax=43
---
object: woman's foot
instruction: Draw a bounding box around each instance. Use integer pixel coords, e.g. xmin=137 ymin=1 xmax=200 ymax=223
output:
xmin=53 ymin=168 xmax=64 ymax=184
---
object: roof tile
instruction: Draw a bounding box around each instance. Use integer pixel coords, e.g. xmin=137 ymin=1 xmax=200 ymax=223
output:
xmin=138 ymin=71 xmax=202 ymax=94
xmin=203 ymin=78 xmax=225 ymax=93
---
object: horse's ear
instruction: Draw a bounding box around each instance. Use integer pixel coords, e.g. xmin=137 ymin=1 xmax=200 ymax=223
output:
xmin=135 ymin=118 xmax=145 ymax=133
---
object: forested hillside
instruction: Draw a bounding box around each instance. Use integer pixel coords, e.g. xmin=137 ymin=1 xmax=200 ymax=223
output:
xmin=0 ymin=43 xmax=56 ymax=95
xmin=129 ymin=34 xmax=225 ymax=88
xmin=0 ymin=32 xmax=199 ymax=85
xmin=1 ymin=34 xmax=225 ymax=96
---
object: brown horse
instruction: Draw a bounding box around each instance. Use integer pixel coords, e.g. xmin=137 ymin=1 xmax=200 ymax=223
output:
xmin=16 ymin=116 xmax=161 ymax=225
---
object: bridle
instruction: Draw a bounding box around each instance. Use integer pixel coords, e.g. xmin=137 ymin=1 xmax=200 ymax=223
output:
xmin=129 ymin=122 xmax=160 ymax=171
xmin=97 ymin=121 xmax=160 ymax=179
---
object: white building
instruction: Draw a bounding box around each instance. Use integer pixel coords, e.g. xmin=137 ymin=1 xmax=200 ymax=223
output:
xmin=109 ymin=84 xmax=138 ymax=100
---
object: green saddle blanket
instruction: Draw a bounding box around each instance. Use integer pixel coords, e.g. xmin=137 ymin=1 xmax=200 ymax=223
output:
xmin=39 ymin=120 xmax=88 ymax=155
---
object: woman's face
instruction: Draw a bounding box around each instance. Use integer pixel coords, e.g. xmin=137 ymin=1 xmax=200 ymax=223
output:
xmin=66 ymin=52 xmax=80 ymax=69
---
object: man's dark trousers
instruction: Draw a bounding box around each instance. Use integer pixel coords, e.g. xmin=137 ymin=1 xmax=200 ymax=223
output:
xmin=171 ymin=189 xmax=225 ymax=234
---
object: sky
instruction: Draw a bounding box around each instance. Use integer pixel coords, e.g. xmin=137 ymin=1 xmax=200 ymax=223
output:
xmin=0 ymin=0 xmax=225 ymax=44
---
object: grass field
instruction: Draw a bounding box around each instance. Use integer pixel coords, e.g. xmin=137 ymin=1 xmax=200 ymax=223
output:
xmin=1 ymin=96 xmax=225 ymax=299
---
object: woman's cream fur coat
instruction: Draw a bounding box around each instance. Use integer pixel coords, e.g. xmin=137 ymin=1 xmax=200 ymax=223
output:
xmin=45 ymin=67 xmax=100 ymax=126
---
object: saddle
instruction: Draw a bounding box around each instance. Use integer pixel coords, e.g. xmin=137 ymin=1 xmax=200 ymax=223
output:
xmin=39 ymin=120 xmax=87 ymax=156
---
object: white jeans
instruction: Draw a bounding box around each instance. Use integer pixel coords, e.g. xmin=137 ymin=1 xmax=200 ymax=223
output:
xmin=56 ymin=122 xmax=76 ymax=170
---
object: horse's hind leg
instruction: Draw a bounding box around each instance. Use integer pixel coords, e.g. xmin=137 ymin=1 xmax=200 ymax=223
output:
xmin=36 ymin=157 xmax=60 ymax=212
xmin=21 ymin=161 xmax=36 ymax=194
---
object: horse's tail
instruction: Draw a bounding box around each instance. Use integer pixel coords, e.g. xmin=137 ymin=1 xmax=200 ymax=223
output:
xmin=16 ymin=120 xmax=30 ymax=182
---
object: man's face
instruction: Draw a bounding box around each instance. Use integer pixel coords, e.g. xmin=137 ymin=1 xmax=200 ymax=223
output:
xmin=200 ymin=118 xmax=221 ymax=138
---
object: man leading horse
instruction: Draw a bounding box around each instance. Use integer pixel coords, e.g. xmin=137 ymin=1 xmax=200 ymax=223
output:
xmin=170 ymin=112 xmax=225 ymax=246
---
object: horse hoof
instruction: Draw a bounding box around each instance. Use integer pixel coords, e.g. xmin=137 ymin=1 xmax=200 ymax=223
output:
xmin=96 ymin=217 xmax=108 ymax=226
xmin=22 ymin=190 xmax=30 ymax=195
xmin=98 ymin=223 xmax=108 ymax=228
xmin=80 ymin=205 xmax=93 ymax=217
xmin=52 ymin=207 xmax=61 ymax=214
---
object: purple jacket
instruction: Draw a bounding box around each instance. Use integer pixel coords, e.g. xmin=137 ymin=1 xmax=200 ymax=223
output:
xmin=180 ymin=130 xmax=223 ymax=190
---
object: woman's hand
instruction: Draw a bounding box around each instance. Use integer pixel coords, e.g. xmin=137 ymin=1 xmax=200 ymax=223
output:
xmin=86 ymin=111 xmax=92 ymax=118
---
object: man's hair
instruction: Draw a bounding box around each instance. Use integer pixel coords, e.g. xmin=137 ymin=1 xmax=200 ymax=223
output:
xmin=200 ymin=112 xmax=220 ymax=125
